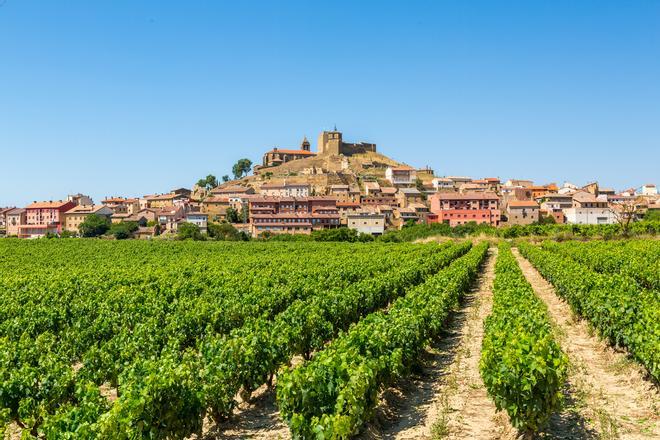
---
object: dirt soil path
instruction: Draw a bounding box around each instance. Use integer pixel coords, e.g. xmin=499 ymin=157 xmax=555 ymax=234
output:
xmin=360 ymin=247 xmax=517 ymax=440
xmin=512 ymin=248 xmax=660 ymax=440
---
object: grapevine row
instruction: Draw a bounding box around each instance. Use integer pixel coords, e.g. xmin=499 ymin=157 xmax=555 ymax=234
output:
xmin=518 ymin=242 xmax=659 ymax=381
xmin=276 ymin=242 xmax=488 ymax=438
xmin=480 ymin=243 xmax=567 ymax=432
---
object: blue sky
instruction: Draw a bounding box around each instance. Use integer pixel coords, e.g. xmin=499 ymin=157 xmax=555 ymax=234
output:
xmin=1 ymin=0 xmax=658 ymax=206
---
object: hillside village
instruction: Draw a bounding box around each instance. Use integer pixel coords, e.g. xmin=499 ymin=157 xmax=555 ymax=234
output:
xmin=1 ymin=128 xmax=658 ymax=239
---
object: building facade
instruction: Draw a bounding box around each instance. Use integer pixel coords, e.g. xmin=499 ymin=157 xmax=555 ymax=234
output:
xmin=63 ymin=205 xmax=114 ymax=233
xmin=249 ymin=196 xmax=340 ymax=236
xmin=347 ymin=212 xmax=386 ymax=235
xmin=317 ymin=129 xmax=376 ymax=156
xmin=429 ymin=192 xmax=501 ymax=227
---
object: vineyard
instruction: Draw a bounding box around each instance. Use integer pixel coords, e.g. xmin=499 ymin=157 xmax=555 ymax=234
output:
xmin=0 ymin=238 xmax=658 ymax=439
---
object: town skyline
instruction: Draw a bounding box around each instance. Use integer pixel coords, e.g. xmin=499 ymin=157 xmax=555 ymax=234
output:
xmin=1 ymin=1 xmax=659 ymax=206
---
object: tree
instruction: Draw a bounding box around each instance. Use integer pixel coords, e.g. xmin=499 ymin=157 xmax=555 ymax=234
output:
xmin=196 ymin=174 xmax=218 ymax=190
xmin=232 ymin=159 xmax=253 ymax=179
xmin=79 ymin=214 xmax=111 ymax=237
xmin=415 ymin=178 xmax=427 ymax=201
xmin=222 ymin=175 xmax=230 ymax=183
xmin=177 ymin=222 xmax=205 ymax=241
xmin=225 ymin=207 xmax=240 ymax=223
xmin=609 ymin=197 xmax=642 ymax=236
xmin=207 ymin=222 xmax=247 ymax=241
xmin=108 ymin=222 xmax=139 ymax=240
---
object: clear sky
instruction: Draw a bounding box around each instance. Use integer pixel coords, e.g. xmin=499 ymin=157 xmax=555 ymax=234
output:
xmin=1 ymin=0 xmax=658 ymax=206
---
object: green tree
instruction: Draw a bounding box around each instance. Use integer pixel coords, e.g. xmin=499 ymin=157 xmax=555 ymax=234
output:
xmin=108 ymin=222 xmax=138 ymax=240
xmin=79 ymin=214 xmax=111 ymax=237
xmin=207 ymin=222 xmax=247 ymax=241
xmin=232 ymin=158 xmax=253 ymax=179
xmin=222 ymin=175 xmax=230 ymax=183
xmin=225 ymin=207 xmax=240 ymax=223
xmin=177 ymin=222 xmax=205 ymax=241
xmin=196 ymin=174 xmax=218 ymax=190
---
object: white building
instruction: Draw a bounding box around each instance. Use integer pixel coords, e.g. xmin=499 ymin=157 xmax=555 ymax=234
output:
xmin=185 ymin=212 xmax=208 ymax=234
xmin=260 ymin=182 xmax=310 ymax=198
xmin=563 ymin=191 xmax=616 ymax=225
xmin=432 ymin=177 xmax=454 ymax=191
xmin=347 ymin=212 xmax=386 ymax=236
xmin=385 ymin=166 xmax=417 ymax=186
xmin=640 ymin=184 xmax=657 ymax=196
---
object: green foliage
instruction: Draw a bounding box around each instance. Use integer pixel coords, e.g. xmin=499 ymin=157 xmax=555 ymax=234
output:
xmin=221 ymin=175 xmax=230 ymax=183
xmin=380 ymin=220 xmax=660 ymax=242
xmin=196 ymin=174 xmax=218 ymax=190
xmin=79 ymin=214 xmax=111 ymax=238
xmin=207 ymin=222 xmax=247 ymax=241
xmin=519 ymin=241 xmax=660 ymax=380
xmin=644 ymin=209 xmax=660 ymax=222
xmin=225 ymin=207 xmax=240 ymax=223
xmin=276 ymin=243 xmax=488 ymax=438
xmin=480 ymin=243 xmax=568 ymax=432
xmin=232 ymin=158 xmax=253 ymax=179
xmin=311 ymin=227 xmax=359 ymax=242
xmin=176 ymin=222 xmax=205 ymax=241
xmin=108 ymin=222 xmax=139 ymax=240
xmin=0 ymin=240 xmax=453 ymax=436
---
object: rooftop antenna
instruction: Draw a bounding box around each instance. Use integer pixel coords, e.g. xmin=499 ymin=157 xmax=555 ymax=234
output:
xmin=333 ymin=124 xmax=337 ymax=131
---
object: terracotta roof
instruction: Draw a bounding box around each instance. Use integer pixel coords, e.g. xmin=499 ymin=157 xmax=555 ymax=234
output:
xmin=64 ymin=205 xmax=110 ymax=214
xmin=337 ymin=202 xmax=361 ymax=208
xmin=203 ymin=196 xmax=230 ymax=204
xmin=508 ymin=201 xmax=540 ymax=208
xmin=5 ymin=208 xmax=25 ymax=215
xmin=572 ymin=191 xmax=600 ymax=204
xmin=26 ymin=201 xmax=74 ymax=209
xmin=380 ymin=187 xmax=397 ymax=195
xmin=389 ymin=166 xmax=414 ymax=171
xmin=433 ymin=192 xmax=499 ymax=201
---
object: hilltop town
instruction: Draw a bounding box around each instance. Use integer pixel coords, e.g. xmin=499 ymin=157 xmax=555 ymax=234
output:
xmin=1 ymin=128 xmax=658 ymax=239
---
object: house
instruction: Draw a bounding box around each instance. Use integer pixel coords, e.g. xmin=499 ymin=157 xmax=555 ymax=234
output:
xmin=385 ymin=166 xmax=417 ymax=186
xmin=210 ymin=185 xmax=256 ymax=198
xmin=63 ymin=205 xmax=114 ymax=233
xmin=396 ymin=188 xmax=424 ymax=208
xmin=336 ymin=201 xmax=362 ymax=224
xmin=429 ymin=192 xmax=500 ymax=227
xmin=504 ymin=179 xmax=533 ymax=188
xmin=347 ymin=212 xmax=386 ymax=236
xmin=536 ymin=193 xmax=573 ymax=224
xmin=446 ymin=176 xmax=472 ymax=187
xmin=641 ymin=184 xmax=658 ymax=197
xmin=328 ymin=184 xmax=351 ymax=201
xmin=459 ymin=182 xmax=488 ymax=193
xmin=260 ymin=182 xmax=310 ymax=198
xmin=20 ymin=200 xmax=76 ymax=238
xmin=143 ymin=192 xmax=189 ymax=209
xmin=103 ymin=197 xmax=140 ymax=214
xmin=506 ymin=201 xmax=540 ymax=226
xmin=529 ymin=185 xmax=556 ymax=199
xmin=248 ymin=196 xmax=340 ymax=237
xmin=563 ymin=191 xmax=616 ymax=225
xmin=394 ymin=207 xmax=420 ymax=226
xmin=67 ymin=193 xmax=93 ymax=206
xmin=484 ymin=178 xmax=501 ymax=192
xmin=4 ymin=208 xmax=26 ymax=236
xmin=201 ymin=196 xmax=231 ymax=222
xmin=361 ymin=192 xmax=399 ymax=208
xmin=184 ymin=211 xmax=209 ymax=234
xmin=363 ymin=181 xmax=381 ymax=195
xmin=432 ymin=177 xmax=454 ymax=191
xmin=0 ymin=207 xmax=13 ymax=232
xmin=157 ymin=206 xmax=185 ymax=233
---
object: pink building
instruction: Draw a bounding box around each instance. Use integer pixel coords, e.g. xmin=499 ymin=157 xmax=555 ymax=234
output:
xmin=20 ymin=200 xmax=76 ymax=238
xmin=429 ymin=192 xmax=500 ymax=227
xmin=249 ymin=196 xmax=340 ymax=236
